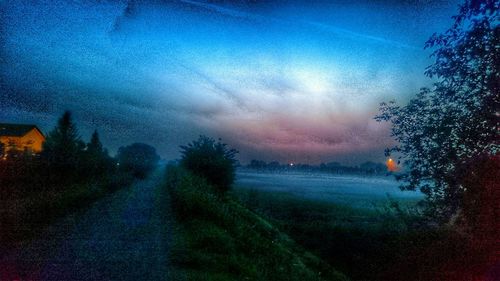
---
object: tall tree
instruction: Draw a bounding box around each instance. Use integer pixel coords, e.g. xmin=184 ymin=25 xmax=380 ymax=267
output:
xmin=84 ymin=129 xmax=113 ymax=179
xmin=87 ymin=130 xmax=104 ymax=155
xmin=42 ymin=111 xmax=85 ymax=180
xmin=376 ymin=0 xmax=499 ymax=222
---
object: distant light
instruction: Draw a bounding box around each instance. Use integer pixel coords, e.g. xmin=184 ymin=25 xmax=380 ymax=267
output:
xmin=386 ymin=158 xmax=398 ymax=172
xmin=290 ymin=163 xmax=294 ymax=166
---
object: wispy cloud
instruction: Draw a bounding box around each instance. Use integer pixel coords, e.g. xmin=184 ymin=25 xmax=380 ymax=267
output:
xmin=174 ymin=60 xmax=250 ymax=110
xmin=179 ymin=0 xmax=419 ymax=49
xmin=304 ymin=21 xmax=420 ymax=50
xmin=2 ymin=0 xmax=446 ymax=164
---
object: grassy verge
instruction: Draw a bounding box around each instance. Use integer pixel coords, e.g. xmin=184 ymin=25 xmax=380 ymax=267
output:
xmin=0 ymin=172 xmax=135 ymax=251
xmin=165 ymin=165 xmax=348 ymax=281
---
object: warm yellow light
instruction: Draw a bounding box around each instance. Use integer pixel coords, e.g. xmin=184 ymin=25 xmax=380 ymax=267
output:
xmin=386 ymin=158 xmax=398 ymax=172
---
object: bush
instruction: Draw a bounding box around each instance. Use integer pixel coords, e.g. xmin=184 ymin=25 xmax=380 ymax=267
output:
xmin=179 ymin=135 xmax=238 ymax=193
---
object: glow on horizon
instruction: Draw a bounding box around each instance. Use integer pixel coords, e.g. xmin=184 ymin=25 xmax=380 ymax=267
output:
xmin=293 ymin=68 xmax=331 ymax=94
xmin=0 ymin=0 xmax=460 ymax=164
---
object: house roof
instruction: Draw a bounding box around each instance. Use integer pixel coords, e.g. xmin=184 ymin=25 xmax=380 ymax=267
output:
xmin=0 ymin=123 xmax=44 ymax=137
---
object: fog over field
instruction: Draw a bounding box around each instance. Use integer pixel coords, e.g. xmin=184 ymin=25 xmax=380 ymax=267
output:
xmin=235 ymin=170 xmax=423 ymax=208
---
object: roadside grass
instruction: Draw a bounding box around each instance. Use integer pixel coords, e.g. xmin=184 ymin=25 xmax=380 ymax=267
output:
xmin=0 ymin=172 xmax=135 ymax=251
xmin=165 ymin=165 xmax=348 ymax=281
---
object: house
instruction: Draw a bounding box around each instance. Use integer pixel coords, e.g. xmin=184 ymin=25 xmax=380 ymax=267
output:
xmin=0 ymin=123 xmax=45 ymax=154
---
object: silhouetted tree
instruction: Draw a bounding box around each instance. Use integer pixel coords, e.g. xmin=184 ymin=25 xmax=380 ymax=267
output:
xmin=87 ymin=130 xmax=103 ymax=154
xmin=359 ymin=161 xmax=386 ymax=174
xmin=83 ymin=130 xmax=114 ymax=179
xmin=267 ymin=161 xmax=281 ymax=170
xmin=248 ymin=159 xmax=267 ymax=169
xmin=376 ymin=0 xmax=499 ymax=222
xmin=180 ymin=135 xmax=238 ymax=193
xmin=116 ymin=143 xmax=159 ymax=179
xmin=42 ymin=111 xmax=85 ymax=182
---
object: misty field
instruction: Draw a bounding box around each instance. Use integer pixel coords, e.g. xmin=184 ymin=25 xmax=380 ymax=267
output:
xmin=235 ymin=169 xmax=423 ymax=208
xmin=232 ymin=170 xmax=446 ymax=280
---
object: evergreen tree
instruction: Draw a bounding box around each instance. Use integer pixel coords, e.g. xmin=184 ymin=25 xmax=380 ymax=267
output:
xmin=84 ymin=130 xmax=113 ymax=179
xmin=42 ymin=111 xmax=85 ymax=181
xmin=87 ymin=130 xmax=104 ymax=155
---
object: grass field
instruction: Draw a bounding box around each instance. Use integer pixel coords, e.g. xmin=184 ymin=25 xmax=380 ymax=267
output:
xmin=232 ymin=187 xmax=424 ymax=280
xmin=232 ymin=186 xmax=497 ymax=280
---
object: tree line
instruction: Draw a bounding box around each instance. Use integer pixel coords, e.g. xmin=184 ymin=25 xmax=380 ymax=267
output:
xmin=0 ymin=111 xmax=159 ymax=198
xmin=246 ymin=160 xmax=387 ymax=175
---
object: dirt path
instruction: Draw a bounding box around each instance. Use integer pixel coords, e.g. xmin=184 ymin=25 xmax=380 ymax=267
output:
xmin=1 ymin=168 xmax=173 ymax=281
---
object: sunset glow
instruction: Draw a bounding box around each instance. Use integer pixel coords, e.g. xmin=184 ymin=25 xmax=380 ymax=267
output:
xmin=1 ymin=1 xmax=496 ymax=280
xmin=0 ymin=0 xmax=459 ymax=164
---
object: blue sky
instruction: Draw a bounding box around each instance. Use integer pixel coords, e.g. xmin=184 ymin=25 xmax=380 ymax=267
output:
xmin=0 ymin=0 xmax=460 ymax=164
